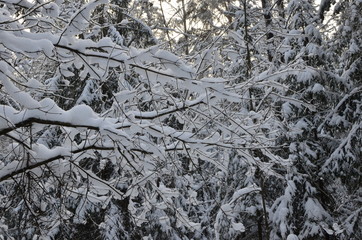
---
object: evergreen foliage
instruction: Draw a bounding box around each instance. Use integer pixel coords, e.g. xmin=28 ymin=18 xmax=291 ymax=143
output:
xmin=0 ymin=0 xmax=360 ymax=239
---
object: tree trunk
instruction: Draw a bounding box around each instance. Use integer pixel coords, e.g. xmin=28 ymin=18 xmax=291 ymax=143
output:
xmin=261 ymin=0 xmax=274 ymax=61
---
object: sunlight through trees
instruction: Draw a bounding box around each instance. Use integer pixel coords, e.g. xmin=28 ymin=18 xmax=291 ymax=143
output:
xmin=0 ymin=0 xmax=360 ymax=239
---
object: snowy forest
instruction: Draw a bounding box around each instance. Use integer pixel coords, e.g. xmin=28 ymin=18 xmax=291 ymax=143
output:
xmin=0 ymin=0 xmax=360 ymax=239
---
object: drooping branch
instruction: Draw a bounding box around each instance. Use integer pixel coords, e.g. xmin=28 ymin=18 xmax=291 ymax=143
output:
xmin=0 ymin=144 xmax=114 ymax=182
xmin=0 ymin=117 xmax=99 ymax=136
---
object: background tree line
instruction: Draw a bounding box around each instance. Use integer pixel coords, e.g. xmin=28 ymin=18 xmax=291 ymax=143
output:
xmin=0 ymin=0 xmax=360 ymax=239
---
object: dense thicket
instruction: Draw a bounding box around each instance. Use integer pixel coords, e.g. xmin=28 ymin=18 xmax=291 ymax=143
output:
xmin=0 ymin=0 xmax=360 ymax=239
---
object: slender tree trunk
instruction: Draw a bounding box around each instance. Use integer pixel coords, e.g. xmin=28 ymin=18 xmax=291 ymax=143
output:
xmin=242 ymin=0 xmax=254 ymax=110
xmin=257 ymin=215 xmax=263 ymax=240
xmin=261 ymin=176 xmax=270 ymax=239
xmin=261 ymin=0 xmax=274 ymax=62
xmin=181 ymin=0 xmax=189 ymax=55
xmin=242 ymin=0 xmax=252 ymax=76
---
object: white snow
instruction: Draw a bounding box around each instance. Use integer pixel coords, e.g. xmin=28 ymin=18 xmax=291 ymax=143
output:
xmin=0 ymin=31 xmax=54 ymax=57
xmin=42 ymin=2 xmax=60 ymax=17
xmin=231 ymin=184 xmax=261 ymax=203
xmin=232 ymin=222 xmax=245 ymax=232
xmin=311 ymin=83 xmax=324 ymax=92
xmin=287 ymin=234 xmax=299 ymax=240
